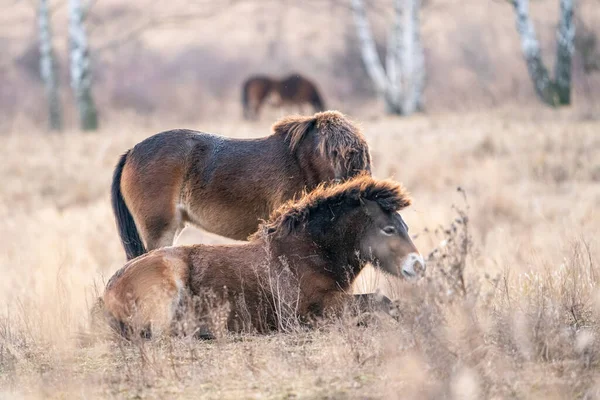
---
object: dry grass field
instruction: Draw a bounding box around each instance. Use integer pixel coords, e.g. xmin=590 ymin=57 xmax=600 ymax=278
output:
xmin=0 ymin=107 xmax=599 ymax=399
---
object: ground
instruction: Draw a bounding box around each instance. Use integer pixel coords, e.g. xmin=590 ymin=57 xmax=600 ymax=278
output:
xmin=1 ymin=108 xmax=599 ymax=399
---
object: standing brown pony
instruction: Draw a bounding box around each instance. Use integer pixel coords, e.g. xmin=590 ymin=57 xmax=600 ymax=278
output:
xmin=112 ymin=111 xmax=371 ymax=260
xmin=102 ymin=175 xmax=425 ymax=338
xmin=242 ymin=74 xmax=325 ymax=120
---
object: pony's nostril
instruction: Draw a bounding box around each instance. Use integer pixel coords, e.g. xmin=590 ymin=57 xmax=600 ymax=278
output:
xmin=415 ymin=257 xmax=426 ymax=273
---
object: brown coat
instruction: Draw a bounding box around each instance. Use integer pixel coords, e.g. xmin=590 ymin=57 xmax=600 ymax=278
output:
xmin=111 ymin=111 xmax=372 ymax=260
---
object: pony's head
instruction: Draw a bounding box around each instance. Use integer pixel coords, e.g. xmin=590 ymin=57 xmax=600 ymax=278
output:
xmin=256 ymin=175 xmax=425 ymax=281
xmin=357 ymin=192 xmax=425 ymax=279
xmin=272 ymin=111 xmax=372 ymax=181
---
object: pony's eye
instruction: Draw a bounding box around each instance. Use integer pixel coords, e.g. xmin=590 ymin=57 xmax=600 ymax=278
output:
xmin=381 ymin=226 xmax=397 ymax=235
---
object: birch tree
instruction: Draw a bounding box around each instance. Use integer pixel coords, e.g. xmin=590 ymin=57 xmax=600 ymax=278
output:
xmin=38 ymin=0 xmax=62 ymax=131
xmin=351 ymin=0 xmax=424 ymax=115
xmin=69 ymin=0 xmax=98 ymax=130
xmin=510 ymin=0 xmax=575 ymax=106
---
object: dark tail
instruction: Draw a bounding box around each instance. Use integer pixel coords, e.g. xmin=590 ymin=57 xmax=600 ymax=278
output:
xmin=111 ymin=151 xmax=146 ymax=260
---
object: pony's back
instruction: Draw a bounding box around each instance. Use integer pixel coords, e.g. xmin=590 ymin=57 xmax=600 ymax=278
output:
xmin=279 ymin=74 xmax=325 ymax=111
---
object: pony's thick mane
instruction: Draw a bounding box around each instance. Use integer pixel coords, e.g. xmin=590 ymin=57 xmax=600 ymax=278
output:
xmin=252 ymin=175 xmax=412 ymax=240
xmin=271 ymin=111 xmax=371 ymax=173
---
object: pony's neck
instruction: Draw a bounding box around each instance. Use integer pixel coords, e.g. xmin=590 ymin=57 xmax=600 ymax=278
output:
xmin=270 ymin=124 xmax=336 ymax=188
xmin=268 ymin=223 xmax=366 ymax=291
xmin=314 ymin=227 xmax=366 ymax=290
xmin=292 ymin=133 xmax=337 ymax=188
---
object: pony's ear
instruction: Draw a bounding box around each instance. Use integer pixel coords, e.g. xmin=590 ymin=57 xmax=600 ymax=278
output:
xmin=272 ymin=115 xmax=317 ymax=152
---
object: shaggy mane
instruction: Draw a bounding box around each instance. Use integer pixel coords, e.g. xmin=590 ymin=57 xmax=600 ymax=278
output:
xmin=271 ymin=111 xmax=370 ymax=165
xmin=252 ymin=174 xmax=412 ymax=240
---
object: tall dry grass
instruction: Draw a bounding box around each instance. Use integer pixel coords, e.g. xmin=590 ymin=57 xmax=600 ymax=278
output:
xmin=0 ymin=108 xmax=599 ymax=398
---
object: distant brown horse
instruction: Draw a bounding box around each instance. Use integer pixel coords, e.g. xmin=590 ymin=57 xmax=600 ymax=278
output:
xmin=111 ymin=111 xmax=371 ymax=260
xmin=242 ymin=74 xmax=325 ymax=120
xmin=102 ymin=175 xmax=425 ymax=338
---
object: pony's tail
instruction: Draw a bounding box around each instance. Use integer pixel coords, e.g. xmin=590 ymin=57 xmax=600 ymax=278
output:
xmin=111 ymin=151 xmax=146 ymax=260
xmin=311 ymin=88 xmax=326 ymax=112
xmin=90 ymin=296 xmax=136 ymax=340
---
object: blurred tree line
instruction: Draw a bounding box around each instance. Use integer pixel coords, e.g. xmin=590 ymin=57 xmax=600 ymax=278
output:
xmin=19 ymin=0 xmax=600 ymax=131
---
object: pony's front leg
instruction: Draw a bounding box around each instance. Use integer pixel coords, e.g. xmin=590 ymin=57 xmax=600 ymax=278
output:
xmin=321 ymin=292 xmax=396 ymax=320
xmin=352 ymin=293 xmax=396 ymax=317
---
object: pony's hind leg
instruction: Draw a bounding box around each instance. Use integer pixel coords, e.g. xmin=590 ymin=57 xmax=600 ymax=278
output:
xmin=143 ymin=209 xmax=185 ymax=252
xmin=121 ymin=154 xmax=187 ymax=254
xmin=137 ymin=196 xmax=189 ymax=252
xmin=145 ymin=224 xmax=176 ymax=251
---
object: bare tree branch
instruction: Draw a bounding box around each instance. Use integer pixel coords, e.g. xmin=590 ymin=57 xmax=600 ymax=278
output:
xmin=93 ymin=1 xmax=240 ymax=53
xmin=49 ymin=0 xmax=67 ymax=16
xmin=295 ymin=0 xmax=391 ymax=19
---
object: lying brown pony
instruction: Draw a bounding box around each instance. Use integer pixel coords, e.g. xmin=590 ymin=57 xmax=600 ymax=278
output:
xmin=102 ymin=175 xmax=425 ymax=338
xmin=112 ymin=111 xmax=372 ymax=260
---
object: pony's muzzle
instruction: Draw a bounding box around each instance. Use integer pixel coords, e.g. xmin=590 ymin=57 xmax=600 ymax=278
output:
xmin=401 ymin=253 xmax=426 ymax=280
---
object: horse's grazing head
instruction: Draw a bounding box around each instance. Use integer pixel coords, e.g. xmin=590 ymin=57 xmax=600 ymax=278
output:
xmin=272 ymin=110 xmax=372 ymax=181
xmin=255 ymin=175 xmax=425 ymax=281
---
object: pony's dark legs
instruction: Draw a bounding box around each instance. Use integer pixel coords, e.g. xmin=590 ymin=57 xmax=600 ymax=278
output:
xmin=251 ymin=101 xmax=261 ymax=120
xmin=321 ymin=292 xmax=395 ymax=319
xmin=245 ymin=95 xmax=263 ymax=120
xmin=353 ymin=293 xmax=394 ymax=315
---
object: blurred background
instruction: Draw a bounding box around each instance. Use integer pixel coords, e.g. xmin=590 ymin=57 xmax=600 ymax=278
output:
xmin=1 ymin=0 xmax=599 ymax=131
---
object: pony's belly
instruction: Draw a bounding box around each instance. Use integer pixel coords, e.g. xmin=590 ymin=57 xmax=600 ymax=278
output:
xmin=184 ymin=200 xmax=269 ymax=241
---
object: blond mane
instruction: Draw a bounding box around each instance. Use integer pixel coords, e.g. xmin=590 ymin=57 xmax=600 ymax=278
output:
xmin=252 ymin=174 xmax=412 ymax=240
xmin=271 ymin=111 xmax=372 ymax=176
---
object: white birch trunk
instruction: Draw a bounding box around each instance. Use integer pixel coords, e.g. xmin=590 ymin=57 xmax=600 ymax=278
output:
xmin=351 ymin=0 xmax=425 ymax=115
xmin=554 ymin=0 xmax=574 ymax=104
xmin=396 ymin=0 xmax=425 ymax=114
xmin=69 ymin=0 xmax=98 ymax=130
xmin=412 ymin=0 xmax=426 ymax=111
xmin=401 ymin=0 xmax=416 ymax=114
xmin=512 ymin=0 xmax=558 ymax=105
xmin=350 ymin=0 xmax=389 ymax=95
xmin=385 ymin=0 xmax=403 ymax=113
xmin=38 ymin=0 xmax=62 ymax=131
